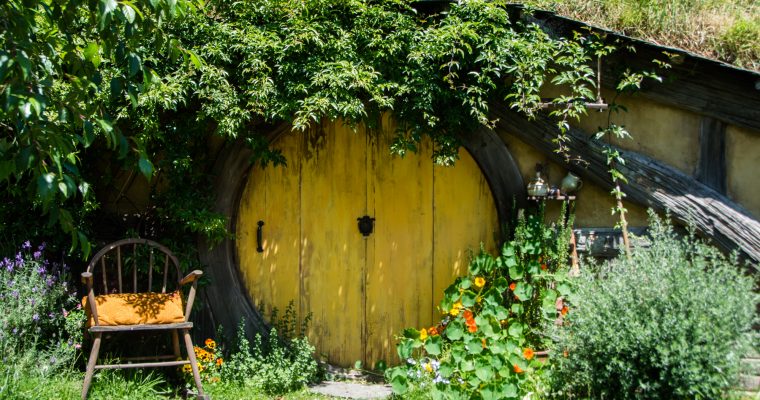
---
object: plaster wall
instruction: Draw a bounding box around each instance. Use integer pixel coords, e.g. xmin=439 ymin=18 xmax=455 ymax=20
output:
xmin=726 ymin=125 xmax=760 ymax=219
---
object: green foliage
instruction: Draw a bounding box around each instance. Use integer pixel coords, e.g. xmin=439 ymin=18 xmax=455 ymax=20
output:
xmin=0 ymin=0 xmax=201 ymax=255
xmin=0 ymin=241 xmax=85 ymax=374
xmin=387 ymin=206 xmax=573 ymax=399
xmin=3 ymin=0 xmax=613 ymax=254
xmin=548 ymin=211 xmax=758 ymax=399
xmin=220 ymin=304 xmax=319 ymax=395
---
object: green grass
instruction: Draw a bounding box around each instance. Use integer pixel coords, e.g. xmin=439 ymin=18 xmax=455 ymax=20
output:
xmin=0 ymin=365 xmax=336 ymax=400
xmin=522 ymin=0 xmax=760 ymax=71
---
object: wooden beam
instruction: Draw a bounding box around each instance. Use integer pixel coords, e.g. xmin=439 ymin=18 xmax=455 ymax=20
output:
xmin=696 ymin=116 xmax=727 ymax=194
xmin=492 ymin=105 xmax=760 ymax=265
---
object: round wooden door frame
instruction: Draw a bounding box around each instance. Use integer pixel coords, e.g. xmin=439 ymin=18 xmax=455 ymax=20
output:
xmin=197 ymin=123 xmax=526 ymax=338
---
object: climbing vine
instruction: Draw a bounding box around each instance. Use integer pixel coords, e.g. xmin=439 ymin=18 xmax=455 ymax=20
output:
xmin=2 ymin=0 xmax=639 ymax=255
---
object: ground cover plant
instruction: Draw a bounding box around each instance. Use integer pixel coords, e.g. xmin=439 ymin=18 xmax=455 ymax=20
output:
xmin=548 ymin=212 xmax=758 ymax=399
xmin=387 ymin=205 xmax=574 ymax=399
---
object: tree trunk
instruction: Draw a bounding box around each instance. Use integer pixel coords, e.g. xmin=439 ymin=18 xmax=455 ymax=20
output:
xmin=492 ymin=105 xmax=760 ymax=266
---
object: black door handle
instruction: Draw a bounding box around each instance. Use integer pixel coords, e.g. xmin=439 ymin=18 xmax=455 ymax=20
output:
xmin=256 ymin=220 xmax=264 ymax=252
xmin=357 ymin=215 xmax=375 ymax=237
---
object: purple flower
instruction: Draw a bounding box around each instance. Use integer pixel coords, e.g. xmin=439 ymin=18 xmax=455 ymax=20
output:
xmin=37 ymin=242 xmax=46 ymax=252
xmin=22 ymin=241 xmax=31 ymax=249
xmin=49 ymin=356 xmax=57 ymax=364
xmin=11 ymin=290 xmax=18 ymax=299
xmin=12 ymin=328 xmax=17 ymax=334
xmin=32 ymin=314 xmax=39 ymax=321
xmin=3 ymin=258 xmax=11 ymax=272
xmin=36 ymin=265 xmax=45 ymax=275
xmin=33 ymin=251 xmax=41 ymax=260
xmin=48 ymin=312 xmax=55 ymax=318
xmin=46 ymin=277 xmax=54 ymax=287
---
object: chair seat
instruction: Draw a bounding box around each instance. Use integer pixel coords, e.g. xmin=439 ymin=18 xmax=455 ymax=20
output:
xmin=89 ymin=322 xmax=193 ymax=333
xmin=83 ymin=291 xmax=186 ymax=327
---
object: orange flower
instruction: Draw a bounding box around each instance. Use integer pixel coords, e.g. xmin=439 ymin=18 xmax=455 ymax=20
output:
xmin=563 ymin=350 xmax=569 ymax=358
xmin=540 ymin=264 xmax=548 ymax=271
xmin=481 ymin=338 xmax=487 ymax=349
xmin=523 ymin=348 xmax=534 ymax=360
xmin=561 ymin=306 xmax=569 ymax=316
xmin=428 ymin=326 xmax=438 ymax=336
xmin=205 ymin=338 xmax=216 ymax=349
xmin=467 ymin=322 xmax=478 ymax=333
xmin=474 ymin=276 xmax=486 ymax=288
xmin=216 ymin=357 xmax=224 ymax=366
xmin=463 ymin=310 xmax=474 ymax=322
xmin=509 ymin=282 xmax=516 ymax=291
xmin=513 ymin=364 xmax=524 ymax=373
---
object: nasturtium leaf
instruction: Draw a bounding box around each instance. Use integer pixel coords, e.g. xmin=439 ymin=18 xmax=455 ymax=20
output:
xmin=459 ymin=276 xmax=472 ymax=290
xmin=557 ymin=282 xmax=572 ymax=296
xmin=494 ymin=277 xmax=508 ymax=292
xmin=397 ymin=339 xmax=414 ymax=360
xmin=503 ymin=383 xmax=518 ymax=398
xmin=446 ymin=320 xmax=464 ymax=341
xmin=425 ymin=335 xmax=442 ymax=355
xmin=450 ymin=342 xmax=466 ymax=363
xmin=483 ymin=287 xmax=501 ymax=306
xmin=507 ymin=322 xmax=523 ymax=338
xmin=459 ymin=358 xmax=474 ymax=372
xmin=511 ymin=303 xmax=523 ymax=315
xmin=402 ymin=328 xmax=420 ymax=339
xmin=466 ymin=337 xmax=482 ymax=355
xmin=508 ymin=263 xmax=523 ymax=279
xmin=475 ymin=364 xmax=494 ymax=381
xmin=461 ymin=290 xmax=477 ymax=307
xmin=388 ymin=368 xmax=408 ymax=394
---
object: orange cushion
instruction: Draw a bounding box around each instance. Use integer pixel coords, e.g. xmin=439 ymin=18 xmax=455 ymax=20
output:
xmin=82 ymin=292 xmax=185 ymax=327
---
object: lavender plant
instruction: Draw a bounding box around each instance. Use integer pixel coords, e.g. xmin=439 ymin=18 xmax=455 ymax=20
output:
xmin=0 ymin=241 xmax=85 ymax=374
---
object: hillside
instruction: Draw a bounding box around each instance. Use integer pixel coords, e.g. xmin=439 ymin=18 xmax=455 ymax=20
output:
xmin=522 ymin=0 xmax=759 ymax=71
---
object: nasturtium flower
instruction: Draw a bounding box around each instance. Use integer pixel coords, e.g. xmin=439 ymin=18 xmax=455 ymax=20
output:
xmin=419 ymin=328 xmax=428 ymax=341
xmin=513 ymin=364 xmax=524 ymax=373
xmin=463 ymin=310 xmax=474 ymax=322
xmin=467 ymin=322 xmax=477 ymax=333
xmin=509 ymin=282 xmax=517 ymax=291
xmin=561 ymin=305 xmax=569 ymax=316
xmin=429 ymin=326 xmax=439 ymax=336
xmin=449 ymin=301 xmax=463 ymax=316
xmin=523 ymin=348 xmax=534 ymax=360
xmin=540 ymin=263 xmax=548 ymax=271
xmin=474 ymin=276 xmax=486 ymax=288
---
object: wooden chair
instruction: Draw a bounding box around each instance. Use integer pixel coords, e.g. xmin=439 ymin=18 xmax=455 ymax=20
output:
xmin=80 ymin=238 xmax=205 ymax=399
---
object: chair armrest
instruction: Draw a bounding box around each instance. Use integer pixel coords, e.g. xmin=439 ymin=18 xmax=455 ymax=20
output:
xmin=180 ymin=270 xmax=203 ymax=286
xmin=81 ymin=271 xmax=93 ymax=284
xmin=81 ymin=272 xmax=99 ymax=326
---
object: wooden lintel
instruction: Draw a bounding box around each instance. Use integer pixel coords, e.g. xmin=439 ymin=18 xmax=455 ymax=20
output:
xmin=492 ymin=104 xmax=760 ymax=265
xmin=696 ymin=116 xmax=727 ymax=194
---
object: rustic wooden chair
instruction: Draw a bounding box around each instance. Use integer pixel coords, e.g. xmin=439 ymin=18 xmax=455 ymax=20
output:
xmin=80 ymin=238 xmax=205 ymax=399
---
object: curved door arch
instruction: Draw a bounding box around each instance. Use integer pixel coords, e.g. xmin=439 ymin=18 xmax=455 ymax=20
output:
xmin=237 ymin=118 xmax=502 ymax=367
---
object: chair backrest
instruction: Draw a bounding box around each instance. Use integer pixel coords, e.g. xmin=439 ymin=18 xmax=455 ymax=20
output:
xmin=86 ymin=238 xmax=182 ymax=295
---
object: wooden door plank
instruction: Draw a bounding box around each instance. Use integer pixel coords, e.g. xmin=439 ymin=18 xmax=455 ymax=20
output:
xmin=300 ymin=120 xmax=367 ymax=366
xmin=433 ymin=148 xmax=499 ymax=322
xmin=365 ymin=117 xmax=434 ymax=367
xmin=237 ymin=132 xmax=301 ymax=322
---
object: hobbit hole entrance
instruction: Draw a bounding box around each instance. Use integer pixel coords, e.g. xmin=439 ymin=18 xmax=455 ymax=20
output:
xmin=236 ymin=119 xmax=511 ymax=367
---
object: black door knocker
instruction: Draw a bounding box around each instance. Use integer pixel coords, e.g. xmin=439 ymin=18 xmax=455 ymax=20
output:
xmin=357 ymin=215 xmax=375 ymax=237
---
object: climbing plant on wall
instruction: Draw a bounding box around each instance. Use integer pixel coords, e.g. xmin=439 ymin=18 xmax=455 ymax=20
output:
xmin=2 ymin=0 xmax=641 ymax=256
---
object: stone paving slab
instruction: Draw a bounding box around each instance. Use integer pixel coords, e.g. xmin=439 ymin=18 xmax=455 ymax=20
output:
xmin=309 ymin=381 xmax=392 ymax=399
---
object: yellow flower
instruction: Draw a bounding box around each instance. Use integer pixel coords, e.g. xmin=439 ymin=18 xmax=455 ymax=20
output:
xmin=205 ymin=338 xmax=216 ymax=350
xmin=182 ymin=364 xmax=192 ymax=374
xmin=449 ymin=301 xmax=463 ymax=316
xmin=419 ymin=328 xmax=428 ymax=341
xmin=424 ymin=363 xmax=433 ymax=373
xmin=474 ymin=276 xmax=486 ymax=288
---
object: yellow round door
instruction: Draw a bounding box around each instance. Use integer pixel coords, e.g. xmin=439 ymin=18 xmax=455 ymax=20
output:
xmin=237 ymin=117 xmax=499 ymax=368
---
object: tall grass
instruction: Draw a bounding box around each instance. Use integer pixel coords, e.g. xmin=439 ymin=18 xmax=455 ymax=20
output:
xmin=523 ymin=0 xmax=759 ymax=71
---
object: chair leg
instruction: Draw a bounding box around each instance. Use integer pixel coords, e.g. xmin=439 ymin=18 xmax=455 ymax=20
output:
xmin=182 ymin=329 xmax=205 ymax=398
xmin=82 ymin=332 xmax=102 ymax=400
xmin=171 ymin=329 xmax=181 ymax=359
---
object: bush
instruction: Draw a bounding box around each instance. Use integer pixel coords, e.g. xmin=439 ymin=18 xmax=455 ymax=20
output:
xmin=0 ymin=241 xmax=85 ymax=374
xmin=220 ymin=303 xmax=319 ymax=395
xmin=549 ymin=212 xmax=758 ymax=399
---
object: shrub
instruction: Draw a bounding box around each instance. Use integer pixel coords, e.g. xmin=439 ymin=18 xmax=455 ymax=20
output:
xmin=549 ymin=212 xmax=758 ymax=399
xmin=220 ymin=303 xmax=319 ymax=395
xmin=0 ymin=241 xmax=85 ymax=374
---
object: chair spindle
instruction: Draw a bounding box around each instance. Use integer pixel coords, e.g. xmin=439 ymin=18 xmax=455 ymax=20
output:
xmin=116 ymin=246 xmax=123 ymax=293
